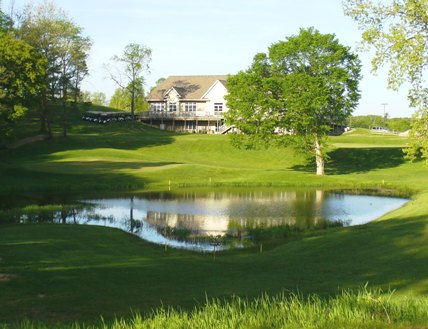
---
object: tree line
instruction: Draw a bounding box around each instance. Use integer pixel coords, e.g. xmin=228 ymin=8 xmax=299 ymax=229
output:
xmin=349 ymin=115 xmax=411 ymax=132
xmin=0 ymin=1 xmax=91 ymax=142
xmin=0 ymin=1 xmax=152 ymax=145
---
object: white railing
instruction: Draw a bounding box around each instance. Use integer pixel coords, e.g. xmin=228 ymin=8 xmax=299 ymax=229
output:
xmin=141 ymin=111 xmax=224 ymax=119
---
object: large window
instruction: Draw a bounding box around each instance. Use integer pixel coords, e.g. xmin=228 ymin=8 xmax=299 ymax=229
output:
xmin=214 ymin=103 xmax=223 ymax=112
xmin=185 ymin=102 xmax=196 ymax=112
xmin=151 ymin=102 xmax=165 ymax=112
xmin=169 ymin=102 xmax=177 ymax=112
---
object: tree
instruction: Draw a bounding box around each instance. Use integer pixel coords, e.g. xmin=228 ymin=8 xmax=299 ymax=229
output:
xmin=350 ymin=115 xmax=384 ymax=129
xmin=343 ymin=0 xmax=428 ymax=162
xmin=17 ymin=1 xmax=91 ymax=137
xmin=109 ymin=88 xmax=128 ymax=110
xmin=109 ymin=86 xmax=148 ymax=112
xmin=0 ymin=5 xmax=12 ymax=33
xmin=90 ymin=92 xmax=107 ymax=106
xmin=226 ymin=28 xmax=361 ymax=175
xmin=107 ymin=43 xmax=151 ymax=116
xmin=79 ymin=91 xmax=107 ymax=106
xmin=388 ymin=117 xmax=411 ymax=132
xmin=0 ymin=33 xmax=47 ymax=143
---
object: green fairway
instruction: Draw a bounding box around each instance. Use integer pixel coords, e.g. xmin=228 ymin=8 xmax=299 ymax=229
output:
xmin=1 ymin=110 xmax=428 ymax=326
xmin=0 ymin=118 xmax=417 ymax=194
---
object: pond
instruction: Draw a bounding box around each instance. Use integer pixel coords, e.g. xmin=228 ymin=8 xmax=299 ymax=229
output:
xmin=2 ymin=190 xmax=408 ymax=251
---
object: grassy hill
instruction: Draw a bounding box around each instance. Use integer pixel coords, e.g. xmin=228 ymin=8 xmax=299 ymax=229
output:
xmin=1 ymin=106 xmax=428 ymax=327
xmin=0 ymin=108 xmax=420 ymax=194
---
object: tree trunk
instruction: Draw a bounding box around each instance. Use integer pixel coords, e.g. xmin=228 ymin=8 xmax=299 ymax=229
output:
xmin=62 ymin=102 xmax=67 ymax=137
xmin=39 ymin=95 xmax=46 ymax=133
xmin=130 ymin=89 xmax=135 ymax=117
xmin=314 ymin=137 xmax=325 ymax=176
xmin=41 ymin=94 xmax=53 ymax=139
xmin=62 ymin=86 xmax=68 ymax=137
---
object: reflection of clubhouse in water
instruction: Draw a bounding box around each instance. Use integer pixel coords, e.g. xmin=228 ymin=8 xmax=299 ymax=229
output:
xmin=146 ymin=211 xmax=230 ymax=237
xmin=144 ymin=190 xmax=328 ymax=238
xmin=10 ymin=190 xmax=408 ymax=251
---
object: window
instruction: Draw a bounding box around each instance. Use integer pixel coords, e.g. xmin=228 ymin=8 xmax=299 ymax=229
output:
xmin=214 ymin=103 xmax=223 ymax=112
xmin=185 ymin=102 xmax=196 ymax=112
xmin=169 ymin=102 xmax=177 ymax=112
xmin=186 ymin=121 xmax=196 ymax=130
xmin=151 ymin=102 xmax=165 ymax=112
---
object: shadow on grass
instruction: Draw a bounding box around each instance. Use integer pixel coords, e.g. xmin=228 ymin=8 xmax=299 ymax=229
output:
xmin=0 ymin=160 xmax=168 ymax=196
xmin=292 ymin=147 xmax=406 ymax=174
xmin=2 ymin=212 xmax=428 ymax=323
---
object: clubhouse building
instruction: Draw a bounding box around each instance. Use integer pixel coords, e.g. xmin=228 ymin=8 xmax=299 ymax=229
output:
xmin=142 ymin=75 xmax=231 ymax=133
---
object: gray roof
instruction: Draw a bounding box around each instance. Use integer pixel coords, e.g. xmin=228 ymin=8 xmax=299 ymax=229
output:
xmin=148 ymin=75 xmax=228 ymax=101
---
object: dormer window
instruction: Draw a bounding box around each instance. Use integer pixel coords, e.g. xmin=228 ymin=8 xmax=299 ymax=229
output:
xmin=169 ymin=102 xmax=177 ymax=112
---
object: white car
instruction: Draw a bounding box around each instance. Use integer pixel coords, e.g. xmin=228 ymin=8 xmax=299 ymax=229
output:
xmin=371 ymin=126 xmax=389 ymax=133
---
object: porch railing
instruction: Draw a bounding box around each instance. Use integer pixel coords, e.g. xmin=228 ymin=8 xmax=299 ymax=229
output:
xmin=140 ymin=111 xmax=224 ymax=120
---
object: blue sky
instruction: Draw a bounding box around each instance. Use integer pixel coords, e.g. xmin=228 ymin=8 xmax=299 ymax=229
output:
xmin=5 ymin=0 xmax=414 ymax=117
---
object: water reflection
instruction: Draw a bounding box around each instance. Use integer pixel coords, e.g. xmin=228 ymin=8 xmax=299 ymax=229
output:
xmin=7 ymin=190 xmax=408 ymax=251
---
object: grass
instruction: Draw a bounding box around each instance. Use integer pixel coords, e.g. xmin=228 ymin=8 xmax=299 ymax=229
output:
xmin=2 ymin=192 xmax=428 ymax=324
xmin=1 ymin=106 xmax=428 ymax=327
xmin=3 ymin=289 xmax=428 ymax=329
xmin=0 ymin=111 xmax=416 ymax=194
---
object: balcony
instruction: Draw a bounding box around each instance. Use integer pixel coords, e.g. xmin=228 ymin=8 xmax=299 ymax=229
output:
xmin=140 ymin=110 xmax=224 ymax=120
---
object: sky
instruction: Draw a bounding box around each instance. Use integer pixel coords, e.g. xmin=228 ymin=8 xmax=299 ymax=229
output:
xmin=4 ymin=0 xmax=415 ymax=118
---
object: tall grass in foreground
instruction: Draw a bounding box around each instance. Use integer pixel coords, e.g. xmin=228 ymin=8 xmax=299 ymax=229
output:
xmin=4 ymin=289 xmax=428 ymax=329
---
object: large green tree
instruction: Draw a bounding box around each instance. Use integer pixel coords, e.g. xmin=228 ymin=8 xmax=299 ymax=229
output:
xmin=17 ymin=1 xmax=91 ymax=137
xmin=226 ymin=28 xmax=361 ymax=175
xmin=107 ymin=43 xmax=151 ymax=116
xmin=0 ymin=32 xmax=47 ymax=143
xmin=343 ymin=0 xmax=428 ymax=162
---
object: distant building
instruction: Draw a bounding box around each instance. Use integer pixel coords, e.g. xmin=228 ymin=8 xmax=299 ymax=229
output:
xmin=143 ymin=75 xmax=230 ymax=133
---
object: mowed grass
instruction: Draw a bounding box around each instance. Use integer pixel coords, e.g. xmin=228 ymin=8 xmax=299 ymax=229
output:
xmin=1 ymin=111 xmax=428 ymax=326
xmin=0 ymin=120 xmax=416 ymax=194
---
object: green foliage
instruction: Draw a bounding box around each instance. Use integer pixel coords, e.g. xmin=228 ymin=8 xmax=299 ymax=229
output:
xmin=350 ymin=115 xmax=384 ymax=129
xmin=344 ymin=0 xmax=428 ymax=162
xmin=350 ymin=115 xmax=411 ymax=132
xmin=109 ymin=87 xmax=148 ymax=112
xmin=404 ymin=111 xmax=428 ymax=162
xmin=343 ymin=0 xmax=428 ymax=92
xmin=0 ymin=7 xmax=12 ymax=33
xmin=388 ymin=117 xmax=411 ymax=132
xmin=0 ymin=33 xmax=47 ymax=143
xmin=226 ymin=27 xmax=362 ymax=175
xmin=80 ymin=91 xmax=108 ymax=106
xmin=17 ymin=1 xmax=92 ymax=136
xmin=108 ymin=43 xmax=151 ymax=116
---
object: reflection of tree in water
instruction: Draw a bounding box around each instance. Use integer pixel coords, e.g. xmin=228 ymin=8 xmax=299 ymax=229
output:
xmin=127 ymin=196 xmax=143 ymax=234
xmin=6 ymin=202 xmax=93 ymax=224
xmin=226 ymin=190 xmax=347 ymax=244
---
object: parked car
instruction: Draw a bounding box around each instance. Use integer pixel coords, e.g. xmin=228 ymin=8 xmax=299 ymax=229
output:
xmin=371 ymin=126 xmax=389 ymax=133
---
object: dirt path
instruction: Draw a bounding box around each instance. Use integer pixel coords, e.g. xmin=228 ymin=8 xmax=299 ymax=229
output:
xmin=7 ymin=134 xmax=48 ymax=149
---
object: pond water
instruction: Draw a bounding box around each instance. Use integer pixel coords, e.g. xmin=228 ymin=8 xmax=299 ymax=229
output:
xmin=6 ymin=190 xmax=408 ymax=251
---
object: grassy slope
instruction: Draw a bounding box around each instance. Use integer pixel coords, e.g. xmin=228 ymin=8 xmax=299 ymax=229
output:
xmin=1 ymin=112 xmax=428 ymax=324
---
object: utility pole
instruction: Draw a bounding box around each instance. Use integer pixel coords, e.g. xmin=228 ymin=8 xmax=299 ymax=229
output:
xmin=381 ymin=103 xmax=388 ymax=127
